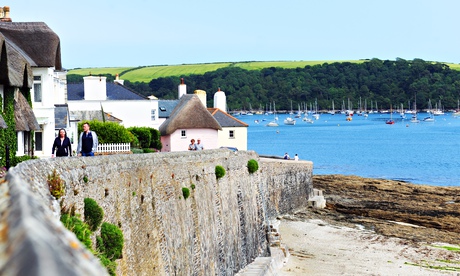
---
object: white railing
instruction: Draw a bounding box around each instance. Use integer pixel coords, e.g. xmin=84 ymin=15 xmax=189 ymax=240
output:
xmin=97 ymin=143 xmax=131 ymax=153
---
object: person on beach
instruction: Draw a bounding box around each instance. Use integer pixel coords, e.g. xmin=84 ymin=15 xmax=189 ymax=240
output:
xmin=188 ymin=139 xmax=197 ymax=151
xmin=51 ymin=128 xmax=72 ymax=157
xmin=284 ymin=153 xmax=290 ymax=160
xmin=294 ymin=154 xmax=299 ymax=161
xmin=77 ymin=122 xmax=98 ymax=156
xmin=195 ymin=138 xmax=204 ymax=150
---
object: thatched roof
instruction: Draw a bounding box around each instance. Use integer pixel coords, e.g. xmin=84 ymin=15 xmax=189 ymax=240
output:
xmin=14 ymin=89 xmax=40 ymax=131
xmin=0 ymin=35 xmax=33 ymax=87
xmin=159 ymin=94 xmax=222 ymax=136
xmin=0 ymin=22 xmax=61 ymax=88
xmin=207 ymin=108 xmax=248 ymax=127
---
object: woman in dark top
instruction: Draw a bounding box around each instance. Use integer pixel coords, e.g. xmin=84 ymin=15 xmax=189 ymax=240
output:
xmin=52 ymin=129 xmax=72 ymax=157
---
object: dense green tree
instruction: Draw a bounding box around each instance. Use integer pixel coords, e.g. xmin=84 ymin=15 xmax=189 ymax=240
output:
xmin=70 ymin=59 xmax=460 ymax=111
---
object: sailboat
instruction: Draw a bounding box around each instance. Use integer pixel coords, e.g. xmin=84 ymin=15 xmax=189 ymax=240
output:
xmin=284 ymin=100 xmax=296 ymax=125
xmin=423 ymin=99 xmax=435 ymax=122
xmin=266 ymin=102 xmax=279 ymax=127
xmin=410 ymin=96 xmax=420 ymax=123
xmin=313 ymin=99 xmax=320 ymax=120
xmin=303 ymin=103 xmax=314 ymax=123
xmin=328 ymin=100 xmax=335 ymax=115
xmin=385 ymin=105 xmax=395 ymax=124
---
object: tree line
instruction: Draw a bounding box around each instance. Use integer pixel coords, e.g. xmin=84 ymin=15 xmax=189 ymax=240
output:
xmin=68 ymin=58 xmax=460 ymax=111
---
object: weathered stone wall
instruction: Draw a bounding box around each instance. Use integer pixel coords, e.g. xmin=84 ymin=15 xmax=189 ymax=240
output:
xmin=1 ymin=149 xmax=313 ymax=275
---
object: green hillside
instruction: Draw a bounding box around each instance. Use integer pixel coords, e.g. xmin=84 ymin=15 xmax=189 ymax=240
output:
xmin=68 ymin=60 xmax=460 ymax=83
xmin=69 ymin=67 xmax=133 ymax=76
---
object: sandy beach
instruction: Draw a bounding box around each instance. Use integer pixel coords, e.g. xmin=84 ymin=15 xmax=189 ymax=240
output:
xmin=277 ymin=216 xmax=460 ymax=275
xmin=275 ymin=175 xmax=460 ymax=275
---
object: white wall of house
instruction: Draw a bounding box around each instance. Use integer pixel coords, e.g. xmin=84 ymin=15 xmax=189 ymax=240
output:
xmin=67 ymin=99 xmax=160 ymax=129
xmin=161 ymin=128 xmax=219 ymax=152
xmin=218 ymin=127 xmax=247 ymax=151
xmin=31 ymin=67 xmax=64 ymax=158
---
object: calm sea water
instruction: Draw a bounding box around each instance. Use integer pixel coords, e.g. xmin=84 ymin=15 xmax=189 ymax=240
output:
xmin=238 ymin=112 xmax=460 ymax=187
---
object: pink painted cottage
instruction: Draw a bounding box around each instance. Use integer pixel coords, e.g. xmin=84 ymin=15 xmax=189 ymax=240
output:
xmin=159 ymin=94 xmax=221 ymax=152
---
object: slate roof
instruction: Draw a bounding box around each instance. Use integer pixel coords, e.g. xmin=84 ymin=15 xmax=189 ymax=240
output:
xmin=0 ymin=22 xmax=62 ymax=88
xmin=159 ymin=94 xmax=221 ymax=136
xmin=207 ymin=108 xmax=248 ymax=127
xmin=70 ymin=110 xmax=123 ymax=123
xmin=158 ymin=100 xmax=179 ymax=118
xmin=54 ymin=104 xmax=69 ymax=129
xmin=67 ymin=82 xmax=147 ymax=101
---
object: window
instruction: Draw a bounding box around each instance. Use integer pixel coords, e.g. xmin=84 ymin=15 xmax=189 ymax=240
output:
xmin=35 ymin=131 xmax=43 ymax=151
xmin=151 ymin=109 xmax=156 ymax=121
xmin=33 ymin=76 xmax=42 ymax=102
xmin=181 ymin=130 xmax=186 ymax=138
xmin=229 ymin=130 xmax=235 ymax=139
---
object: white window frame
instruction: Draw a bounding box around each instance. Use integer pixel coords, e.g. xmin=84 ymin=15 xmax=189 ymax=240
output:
xmin=229 ymin=130 xmax=235 ymax=139
xmin=181 ymin=130 xmax=186 ymax=138
xmin=151 ymin=109 xmax=156 ymax=121
xmin=33 ymin=75 xmax=42 ymax=103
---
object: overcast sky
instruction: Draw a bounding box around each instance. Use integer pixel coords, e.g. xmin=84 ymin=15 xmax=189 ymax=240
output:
xmin=11 ymin=0 xmax=460 ymax=69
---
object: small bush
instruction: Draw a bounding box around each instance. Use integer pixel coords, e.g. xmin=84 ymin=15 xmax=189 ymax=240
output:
xmin=84 ymin=198 xmax=104 ymax=231
xmin=98 ymin=253 xmax=117 ymax=276
xmin=182 ymin=187 xmax=190 ymax=199
xmin=48 ymin=169 xmax=65 ymax=199
xmin=131 ymin=148 xmax=144 ymax=154
xmin=215 ymin=165 xmax=226 ymax=179
xmin=99 ymin=222 xmax=124 ymax=261
xmin=83 ymin=175 xmax=89 ymax=183
xmin=128 ymin=127 xmax=152 ymax=148
xmin=60 ymin=214 xmax=92 ymax=250
xmin=191 ymin=184 xmax=196 ymax=190
xmin=247 ymin=159 xmax=259 ymax=174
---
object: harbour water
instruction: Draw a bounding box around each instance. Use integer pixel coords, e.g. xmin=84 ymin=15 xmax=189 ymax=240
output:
xmin=239 ymin=112 xmax=460 ymax=187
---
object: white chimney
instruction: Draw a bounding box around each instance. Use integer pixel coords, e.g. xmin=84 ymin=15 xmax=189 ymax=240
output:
xmin=213 ymin=87 xmax=226 ymax=112
xmin=1 ymin=6 xmax=11 ymax=22
xmin=114 ymin=73 xmax=124 ymax=85
xmin=83 ymin=76 xmax=107 ymax=101
xmin=178 ymin=78 xmax=186 ymax=98
xmin=194 ymin=90 xmax=207 ymax=107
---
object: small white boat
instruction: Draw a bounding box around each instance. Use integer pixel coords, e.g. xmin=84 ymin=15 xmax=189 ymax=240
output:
xmin=266 ymin=121 xmax=279 ymax=127
xmin=283 ymin=117 xmax=296 ymax=125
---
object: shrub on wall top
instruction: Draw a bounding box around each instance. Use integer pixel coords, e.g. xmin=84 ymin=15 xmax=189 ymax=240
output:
xmin=99 ymin=222 xmax=124 ymax=261
xmin=84 ymin=198 xmax=104 ymax=231
xmin=47 ymin=169 xmax=65 ymax=199
xmin=247 ymin=159 xmax=259 ymax=174
xmin=215 ymin=165 xmax=226 ymax=179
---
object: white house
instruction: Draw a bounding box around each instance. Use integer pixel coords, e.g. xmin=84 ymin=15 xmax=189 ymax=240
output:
xmin=66 ymin=75 xmax=160 ymax=150
xmin=207 ymin=108 xmax=248 ymax=151
xmin=0 ymin=11 xmax=65 ymax=158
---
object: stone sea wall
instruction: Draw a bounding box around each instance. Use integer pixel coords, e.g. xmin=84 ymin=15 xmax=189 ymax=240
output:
xmin=0 ymin=149 xmax=313 ymax=275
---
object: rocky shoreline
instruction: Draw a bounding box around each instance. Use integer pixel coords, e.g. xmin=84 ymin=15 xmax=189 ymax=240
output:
xmin=310 ymin=174 xmax=460 ymax=245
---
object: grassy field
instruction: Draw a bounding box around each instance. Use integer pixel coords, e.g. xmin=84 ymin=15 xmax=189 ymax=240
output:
xmin=121 ymin=63 xmax=233 ymax=83
xmin=68 ymin=67 xmax=133 ymax=76
xmin=67 ymin=60 xmax=460 ymax=83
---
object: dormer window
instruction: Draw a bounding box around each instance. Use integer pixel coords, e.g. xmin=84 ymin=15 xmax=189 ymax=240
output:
xmin=160 ymin=107 xmax=166 ymax=111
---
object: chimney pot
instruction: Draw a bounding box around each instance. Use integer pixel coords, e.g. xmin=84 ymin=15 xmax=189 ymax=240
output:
xmin=1 ymin=6 xmax=11 ymax=22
